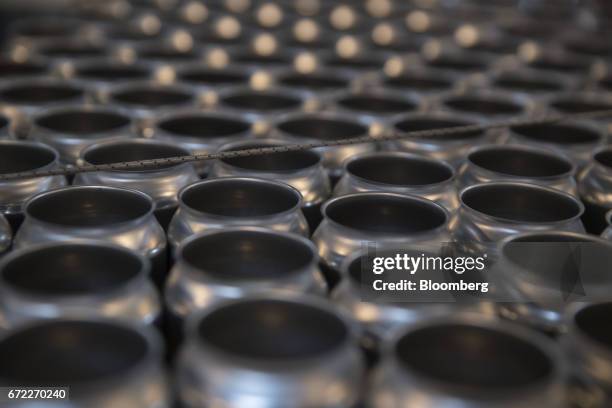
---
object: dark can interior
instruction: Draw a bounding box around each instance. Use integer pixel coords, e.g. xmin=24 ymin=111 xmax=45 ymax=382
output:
xmin=511 ymin=123 xmax=602 ymax=145
xmin=36 ymin=110 xmax=130 ymax=135
xmin=221 ymin=91 xmax=302 ymax=111
xmin=278 ymin=116 xmax=367 ymax=140
xmin=0 ymin=84 xmax=83 ymax=104
xmin=112 ymin=87 xmax=193 ymax=107
xmin=83 ymin=141 xmax=190 ymax=171
xmin=0 ymin=143 xmax=56 ymax=174
xmin=348 ymin=155 xmax=453 ymax=185
xmin=442 ymin=95 xmax=525 ymax=116
xmin=468 ymin=146 xmax=572 ymax=177
xmin=157 ymin=115 xmax=250 ymax=138
xmin=221 ymin=143 xmax=320 ymax=171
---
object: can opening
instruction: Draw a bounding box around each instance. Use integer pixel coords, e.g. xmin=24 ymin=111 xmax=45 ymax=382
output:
xmin=279 ymin=73 xmax=348 ymax=90
xmin=83 ymin=141 xmax=190 ymax=170
xmin=0 ymin=321 xmax=148 ymax=385
xmin=0 ymin=60 xmax=47 ymax=78
xmin=394 ymin=117 xmax=483 ymax=141
xmin=348 ymin=155 xmax=453 ymax=185
xmin=158 ymin=115 xmax=250 ymax=138
xmin=197 ymin=299 xmax=348 ymax=359
xmin=598 ymin=76 xmax=612 ymax=91
xmin=383 ymin=75 xmax=453 ymax=91
xmin=594 ymin=149 xmax=612 ymax=169
xmin=234 ymin=53 xmax=291 ymax=65
xmin=139 ymin=48 xmax=198 ymax=61
xmin=468 ymin=146 xmax=572 ymax=177
xmin=462 ymin=184 xmax=581 ymax=223
xmin=39 ymin=44 xmax=107 ymax=59
xmin=326 ymin=194 xmax=446 ymax=233
xmin=337 ymin=94 xmax=417 ymax=114
xmin=575 ymin=303 xmax=612 ymax=349
xmin=182 ymin=230 xmax=313 ymax=280
xmin=443 ymin=95 xmax=524 ymax=116
xmin=0 ymin=84 xmax=83 ymax=104
xmin=426 ymin=55 xmax=488 ymax=72
xmin=493 ymin=76 xmax=563 ymax=93
xmin=2 ymin=244 xmax=142 ymax=295
xmin=112 ymin=87 xmax=193 ymax=107
xmin=550 ymin=98 xmax=612 ymax=115
xmin=326 ymin=56 xmax=382 ymax=69
xmin=36 ymin=110 xmax=130 ymax=135
xmin=278 ymin=116 xmax=367 ymax=140
xmin=14 ymin=20 xmax=78 ymax=38
xmin=395 ymin=324 xmax=553 ymax=389
xmin=221 ymin=143 xmax=320 ymax=171
xmin=511 ymin=123 xmax=602 ymax=145
xmin=27 ymin=187 xmax=152 ymax=227
xmin=76 ymin=64 xmax=150 ymax=81
xmin=221 ymin=91 xmax=302 ymax=111
xmin=179 ymin=68 xmax=249 ymax=85
xmin=0 ymin=143 xmax=55 ymax=174
xmin=182 ymin=179 xmax=299 ymax=217
xmin=564 ymin=36 xmax=612 ymax=58
xmin=529 ymin=56 xmax=588 ymax=73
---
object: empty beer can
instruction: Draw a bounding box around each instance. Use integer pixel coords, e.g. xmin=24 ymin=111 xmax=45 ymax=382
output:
xmin=457 ymin=144 xmax=577 ymax=195
xmin=333 ymin=152 xmax=459 ymax=210
xmin=452 ymin=182 xmax=585 ymax=254
xmin=0 ymin=241 xmax=160 ymax=328
xmin=29 ymin=105 xmax=136 ymax=164
xmin=388 ymin=112 xmax=491 ymax=167
xmin=369 ymin=317 xmax=565 ymax=407
xmin=177 ymin=296 xmax=365 ymax=408
xmin=74 ymin=138 xmax=199 ymax=228
xmin=168 ymin=177 xmax=309 ymax=248
xmin=313 ymin=192 xmax=451 ymax=270
xmin=0 ymin=140 xmax=67 ymax=230
xmin=14 ymin=185 xmax=167 ymax=285
xmin=578 ymin=146 xmax=612 ymax=234
xmin=0 ymin=318 xmax=169 ymax=407
xmin=210 ymin=138 xmax=331 ymax=229
xmin=165 ymin=227 xmax=325 ymax=323
xmin=273 ymin=111 xmax=374 ymax=180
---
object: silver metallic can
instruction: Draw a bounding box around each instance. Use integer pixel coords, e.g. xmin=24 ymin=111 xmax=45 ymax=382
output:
xmin=103 ymin=81 xmax=196 ymax=135
xmin=29 ymin=105 xmax=136 ymax=164
xmin=578 ymin=146 xmax=612 ymax=234
xmin=369 ymin=316 xmax=565 ymax=408
xmin=272 ymin=111 xmax=375 ymax=180
xmin=166 ymin=227 xmax=325 ymax=323
xmin=457 ymin=144 xmax=577 ymax=195
xmin=313 ymin=192 xmax=451 ymax=270
xmin=177 ymin=295 xmax=365 ymax=408
xmin=0 ymin=241 xmax=160 ymax=329
xmin=333 ymin=152 xmax=458 ymax=210
xmin=0 ymin=140 xmax=67 ymax=230
xmin=74 ymin=138 xmax=199 ymax=228
xmin=152 ymin=109 xmax=252 ymax=174
xmin=495 ymin=231 xmax=612 ymax=334
xmin=564 ymin=302 xmax=612 ymax=404
xmin=451 ymin=182 xmax=585 ymax=255
xmin=544 ymin=92 xmax=612 ymax=140
xmin=387 ymin=112 xmax=491 ymax=168
xmin=168 ymin=177 xmax=309 ymax=248
xmin=0 ymin=78 xmax=87 ymax=136
xmin=507 ymin=120 xmax=605 ymax=167
xmin=210 ymin=137 xmax=331 ymax=229
xmin=14 ymin=185 xmax=167 ymax=286
xmin=0 ymin=318 xmax=169 ymax=408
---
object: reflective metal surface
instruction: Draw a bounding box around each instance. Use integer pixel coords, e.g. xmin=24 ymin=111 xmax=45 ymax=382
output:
xmin=578 ymin=146 xmax=612 ymax=234
xmin=177 ymin=296 xmax=365 ymax=408
xmin=0 ymin=318 xmax=169 ymax=408
xmin=313 ymin=192 xmax=451 ymax=270
xmin=166 ymin=227 xmax=325 ymax=321
xmin=0 ymin=241 xmax=160 ymax=329
xmin=168 ymin=177 xmax=309 ymax=247
xmin=457 ymin=144 xmax=577 ymax=195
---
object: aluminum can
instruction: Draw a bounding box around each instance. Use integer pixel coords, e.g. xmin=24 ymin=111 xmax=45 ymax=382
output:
xmin=0 ymin=140 xmax=67 ymax=230
xmin=177 ymin=295 xmax=365 ymax=408
xmin=0 ymin=318 xmax=170 ymax=408
xmin=457 ymin=144 xmax=577 ymax=195
xmin=328 ymin=88 xmax=421 ymax=124
xmin=313 ymin=192 xmax=451 ymax=270
xmin=578 ymin=146 xmax=612 ymax=234
xmin=168 ymin=177 xmax=309 ymax=247
xmin=14 ymin=185 xmax=167 ymax=286
xmin=451 ymin=182 xmax=585 ymax=255
xmin=74 ymin=138 xmax=199 ymax=228
xmin=29 ymin=105 xmax=136 ymax=164
xmin=0 ymin=241 xmax=160 ymax=329
xmin=272 ymin=111 xmax=375 ymax=180
xmin=368 ymin=316 xmax=565 ymax=408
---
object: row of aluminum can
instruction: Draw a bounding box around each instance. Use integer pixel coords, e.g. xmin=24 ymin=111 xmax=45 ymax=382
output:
xmin=2 ymin=0 xmax=612 ymax=407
